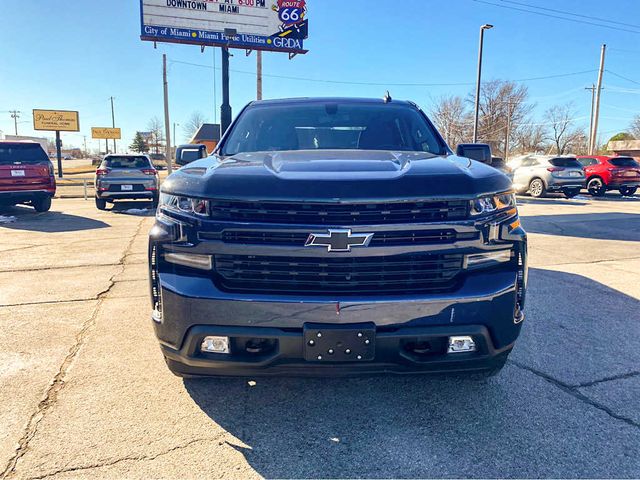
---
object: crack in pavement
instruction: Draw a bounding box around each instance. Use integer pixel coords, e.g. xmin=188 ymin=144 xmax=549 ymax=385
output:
xmin=0 ymin=263 xmax=123 ymax=274
xmin=1 ymin=218 xmax=147 ymax=480
xmin=23 ymin=437 xmax=224 ymax=480
xmin=536 ymin=255 xmax=640 ymax=269
xmin=576 ymin=370 xmax=640 ymax=389
xmin=509 ymin=360 xmax=640 ymax=429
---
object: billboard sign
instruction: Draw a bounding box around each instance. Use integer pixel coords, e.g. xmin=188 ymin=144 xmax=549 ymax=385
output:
xmin=92 ymin=127 xmax=122 ymax=140
xmin=33 ymin=110 xmax=80 ymax=132
xmin=140 ymin=0 xmax=308 ymax=54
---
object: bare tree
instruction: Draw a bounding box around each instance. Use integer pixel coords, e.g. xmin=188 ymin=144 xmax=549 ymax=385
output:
xmin=630 ymin=115 xmax=640 ymax=139
xmin=469 ymin=80 xmax=534 ymax=157
xmin=429 ymin=95 xmax=471 ymax=147
xmin=513 ymin=124 xmax=546 ymax=154
xmin=147 ymin=116 xmax=165 ymax=154
xmin=544 ymin=103 xmax=585 ymax=155
xmin=183 ymin=111 xmax=207 ymax=140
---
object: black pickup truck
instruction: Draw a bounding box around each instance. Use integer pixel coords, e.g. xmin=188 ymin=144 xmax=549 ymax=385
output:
xmin=149 ymin=97 xmax=528 ymax=378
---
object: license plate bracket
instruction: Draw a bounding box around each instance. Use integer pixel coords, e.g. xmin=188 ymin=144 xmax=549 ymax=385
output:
xmin=303 ymin=323 xmax=376 ymax=362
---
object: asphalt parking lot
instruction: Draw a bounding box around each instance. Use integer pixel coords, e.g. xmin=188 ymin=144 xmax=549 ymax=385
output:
xmin=1 ymin=195 xmax=639 ymax=479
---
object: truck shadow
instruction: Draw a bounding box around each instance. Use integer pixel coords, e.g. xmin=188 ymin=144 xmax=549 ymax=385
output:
xmin=521 ymin=212 xmax=640 ymax=242
xmin=0 ymin=205 xmax=109 ymax=233
xmin=183 ymin=268 xmax=640 ymax=478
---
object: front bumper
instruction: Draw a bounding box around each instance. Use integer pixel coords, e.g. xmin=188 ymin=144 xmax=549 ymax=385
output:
xmin=162 ymin=324 xmax=513 ymax=377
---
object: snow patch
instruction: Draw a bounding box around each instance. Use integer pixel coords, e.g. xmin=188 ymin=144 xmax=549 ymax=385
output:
xmin=120 ymin=208 xmax=153 ymax=216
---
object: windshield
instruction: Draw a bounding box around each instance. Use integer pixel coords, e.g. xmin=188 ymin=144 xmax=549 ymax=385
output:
xmin=0 ymin=143 xmax=49 ymax=165
xmin=103 ymin=156 xmax=151 ymax=169
xmin=609 ymin=157 xmax=639 ymax=167
xmin=221 ymin=102 xmax=446 ymax=156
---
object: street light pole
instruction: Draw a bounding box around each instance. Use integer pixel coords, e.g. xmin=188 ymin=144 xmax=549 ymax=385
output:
xmin=473 ymin=24 xmax=493 ymax=144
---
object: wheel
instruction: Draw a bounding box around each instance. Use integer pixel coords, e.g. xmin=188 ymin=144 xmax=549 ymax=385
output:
xmin=151 ymin=194 xmax=159 ymax=209
xmin=32 ymin=197 xmax=52 ymax=213
xmin=587 ymin=177 xmax=607 ymax=197
xmin=95 ymin=197 xmax=107 ymax=211
xmin=563 ymin=188 xmax=581 ymax=199
xmin=619 ymin=186 xmax=638 ymax=197
xmin=529 ymin=178 xmax=546 ymax=198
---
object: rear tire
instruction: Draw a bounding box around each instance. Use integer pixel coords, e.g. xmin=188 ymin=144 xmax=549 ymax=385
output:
xmin=587 ymin=177 xmax=607 ymax=197
xmin=95 ymin=197 xmax=107 ymax=211
xmin=529 ymin=178 xmax=546 ymax=198
xmin=619 ymin=186 xmax=638 ymax=197
xmin=151 ymin=193 xmax=159 ymax=209
xmin=32 ymin=197 xmax=52 ymax=213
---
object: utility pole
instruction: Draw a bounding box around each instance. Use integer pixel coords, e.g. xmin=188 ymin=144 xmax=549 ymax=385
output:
xmin=9 ymin=111 xmax=20 ymax=136
xmin=473 ymin=24 xmax=493 ymax=143
xmin=221 ymin=46 xmax=232 ymax=135
xmin=590 ymin=44 xmax=606 ymax=155
xmin=173 ymin=122 xmax=179 ymax=151
xmin=257 ymin=50 xmax=263 ymax=101
xmin=83 ymin=135 xmax=88 ymax=157
xmin=110 ymin=97 xmax=117 ymax=153
xmin=163 ymin=54 xmax=173 ymax=173
xmin=586 ymin=84 xmax=596 ymax=154
xmin=504 ymin=103 xmax=513 ymax=162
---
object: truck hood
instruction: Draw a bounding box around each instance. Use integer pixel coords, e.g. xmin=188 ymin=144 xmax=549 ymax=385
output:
xmin=163 ymin=150 xmax=512 ymax=201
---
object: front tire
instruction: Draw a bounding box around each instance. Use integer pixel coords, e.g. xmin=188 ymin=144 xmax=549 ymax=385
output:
xmin=619 ymin=186 xmax=638 ymax=197
xmin=587 ymin=177 xmax=607 ymax=197
xmin=95 ymin=197 xmax=107 ymax=211
xmin=32 ymin=197 xmax=52 ymax=213
xmin=529 ymin=178 xmax=546 ymax=198
xmin=563 ymin=188 xmax=581 ymax=199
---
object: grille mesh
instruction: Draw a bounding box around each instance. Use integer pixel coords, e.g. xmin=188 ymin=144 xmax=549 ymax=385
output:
xmin=209 ymin=200 xmax=468 ymax=225
xmin=214 ymin=253 xmax=464 ymax=295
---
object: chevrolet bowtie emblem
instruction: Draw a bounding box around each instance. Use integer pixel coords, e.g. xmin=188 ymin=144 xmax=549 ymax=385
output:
xmin=305 ymin=229 xmax=374 ymax=252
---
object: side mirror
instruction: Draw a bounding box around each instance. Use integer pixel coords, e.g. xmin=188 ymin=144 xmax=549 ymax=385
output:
xmin=456 ymin=143 xmax=492 ymax=165
xmin=175 ymin=145 xmax=208 ymax=166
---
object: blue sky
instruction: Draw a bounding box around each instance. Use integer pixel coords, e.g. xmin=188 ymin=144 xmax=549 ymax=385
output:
xmin=1 ymin=0 xmax=639 ymax=152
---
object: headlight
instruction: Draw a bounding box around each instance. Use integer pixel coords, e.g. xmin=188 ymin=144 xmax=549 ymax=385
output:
xmin=470 ymin=192 xmax=516 ymax=216
xmin=159 ymin=193 xmax=210 ymax=217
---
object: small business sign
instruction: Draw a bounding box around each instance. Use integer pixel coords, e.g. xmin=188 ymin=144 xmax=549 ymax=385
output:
xmin=33 ymin=110 xmax=80 ymax=132
xmin=140 ymin=0 xmax=308 ymax=54
xmin=92 ymin=127 xmax=122 ymax=140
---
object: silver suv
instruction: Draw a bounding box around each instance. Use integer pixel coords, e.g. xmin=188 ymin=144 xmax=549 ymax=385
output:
xmin=509 ymin=155 xmax=585 ymax=198
xmin=95 ymin=155 xmax=159 ymax=210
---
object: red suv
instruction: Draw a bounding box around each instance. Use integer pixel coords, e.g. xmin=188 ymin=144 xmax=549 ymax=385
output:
xmin=577 ymin=155 xmax=640 ymax=197
xmin=0 ymin=141 xmax=56 ymax=212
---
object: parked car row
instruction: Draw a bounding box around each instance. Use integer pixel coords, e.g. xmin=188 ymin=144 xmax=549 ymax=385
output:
xmin=506 ymin=154 xmax=640 ymax=198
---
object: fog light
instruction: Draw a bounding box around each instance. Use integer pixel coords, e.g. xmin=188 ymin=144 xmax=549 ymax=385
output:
xmin=448 ymin=336 xmax=477 ymax=353
xmin=201 ymin=336 xmax=230 ymax=354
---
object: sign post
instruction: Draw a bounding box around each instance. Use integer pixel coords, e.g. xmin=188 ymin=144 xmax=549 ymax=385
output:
xmin=140 ymin=0 xmax=309 ymax=136
xmin=33 ymin=110 xmax=80 ymax=179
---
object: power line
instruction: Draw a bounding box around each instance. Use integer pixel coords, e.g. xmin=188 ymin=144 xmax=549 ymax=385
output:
xmin=471 ymin=0 xmax=640 ymax=34
xmin=170 ymin=59 xmax=596 ymax=87
xmin=497 ymin=0 xmax=640 ymax=30
xmin=606 ymin=70 xmax=640 ymax=86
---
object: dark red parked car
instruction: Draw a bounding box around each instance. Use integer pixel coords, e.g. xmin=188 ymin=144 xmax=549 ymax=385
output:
xmin=0 ymin=141 xmax=56 ymax=212
xmin=576 ymin=155 xmax=640 ymax=197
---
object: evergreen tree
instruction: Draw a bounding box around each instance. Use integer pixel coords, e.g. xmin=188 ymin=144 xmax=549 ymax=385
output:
xmin=130 ymin=132 xmax=149 ymax=153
